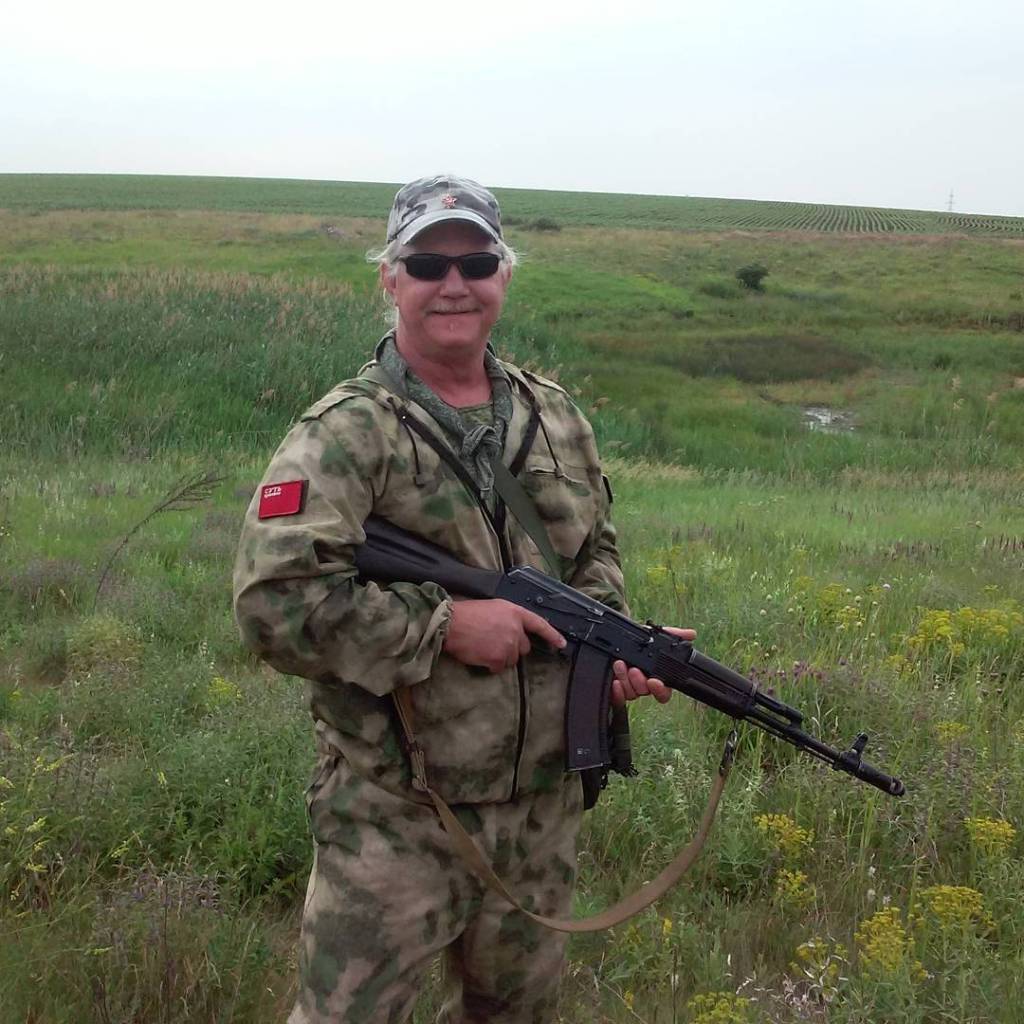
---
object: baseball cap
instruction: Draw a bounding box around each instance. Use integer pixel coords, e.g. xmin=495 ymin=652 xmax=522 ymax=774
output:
xmin=386 ymin=175 xmax=503 ymax=245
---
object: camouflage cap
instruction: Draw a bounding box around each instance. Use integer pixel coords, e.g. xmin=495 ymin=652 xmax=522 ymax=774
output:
xmin=386 ymin=175 xmax=503 ymax=245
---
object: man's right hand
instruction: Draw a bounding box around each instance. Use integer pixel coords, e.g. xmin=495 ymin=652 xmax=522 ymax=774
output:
xmin=442 ymin=598 xmax=566 ymax=673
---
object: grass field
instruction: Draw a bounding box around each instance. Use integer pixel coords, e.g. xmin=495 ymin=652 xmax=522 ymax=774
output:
xmin=2 ymin=175 xmax=1024 ymax=1023
xmin=4 ymin=173 xmax=1024 ymax=236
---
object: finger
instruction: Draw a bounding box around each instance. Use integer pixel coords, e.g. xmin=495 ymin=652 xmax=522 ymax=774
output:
xmin=663 ymin=626 xmax=696 ymax=641
xmin=505 ymin=638 xmax=522 ymax=669
xmin=611 ymin=678 xmax=626 ymax=707
xmin=627 ymin=666 xmax=650 ymax=697
xmin=519 ymin=632 xmax=532 ymax=658
xmin=520 ymin=609 xmax=566 ymax=650
xmin=613 ymin=660 xmax=637 ymax=701
xmin=649 ymin=678 xmax=672 ymax=704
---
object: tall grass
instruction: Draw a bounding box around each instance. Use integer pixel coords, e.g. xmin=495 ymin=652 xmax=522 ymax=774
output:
xmin=3 ymin=459 xmax=1023 ymax=1021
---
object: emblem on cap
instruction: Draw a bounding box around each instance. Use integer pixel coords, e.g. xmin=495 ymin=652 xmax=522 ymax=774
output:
xmin=441 ymin=194 xmax=458 ymax=208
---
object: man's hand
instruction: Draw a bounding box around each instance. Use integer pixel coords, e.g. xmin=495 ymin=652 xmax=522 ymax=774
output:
xmin=611 ymin=626 xmax=696 ymax=706
xmin=443 ymin=598 xmax=566 ymax=673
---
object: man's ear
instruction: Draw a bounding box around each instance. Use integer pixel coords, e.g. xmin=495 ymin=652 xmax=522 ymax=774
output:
xmin=379 ymin=262 xmax=397 ymax=299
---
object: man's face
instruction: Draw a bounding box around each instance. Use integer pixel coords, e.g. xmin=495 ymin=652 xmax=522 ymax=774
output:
xmin=381 ymin=221 xmax=511 ymax=363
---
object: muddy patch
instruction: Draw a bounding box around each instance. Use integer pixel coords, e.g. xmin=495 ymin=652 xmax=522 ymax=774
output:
xmin=803 ymin=406 xmax=856 ymax=433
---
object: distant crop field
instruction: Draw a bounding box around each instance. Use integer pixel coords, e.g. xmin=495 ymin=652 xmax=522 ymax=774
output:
xmin=2 ymin=173 xmax=1023 ymax=237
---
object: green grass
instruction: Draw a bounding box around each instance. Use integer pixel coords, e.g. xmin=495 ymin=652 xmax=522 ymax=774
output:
xmin=3 ymin=175 xmax=1024 ymax=1022
xmin=3 ymin=209 xmax=1023 ymax=476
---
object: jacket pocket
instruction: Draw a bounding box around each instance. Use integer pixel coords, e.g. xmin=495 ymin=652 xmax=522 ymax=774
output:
xmin=521 ymin=457 xmax=599 ymax=567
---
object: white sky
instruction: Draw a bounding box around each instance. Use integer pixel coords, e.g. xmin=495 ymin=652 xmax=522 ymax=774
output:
xmin=3 ymin=0 xmax=1023 ymax=216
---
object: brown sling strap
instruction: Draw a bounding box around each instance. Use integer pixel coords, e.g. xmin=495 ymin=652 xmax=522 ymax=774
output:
xmin=360 ymin=358 xmax=735 ymax=929
xmin=393 ymin=687 xmax=735 ymax=933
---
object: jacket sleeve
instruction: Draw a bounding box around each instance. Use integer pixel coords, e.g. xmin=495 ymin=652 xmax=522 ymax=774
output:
xmin=232 ymin=400 xmax=452 ymax=696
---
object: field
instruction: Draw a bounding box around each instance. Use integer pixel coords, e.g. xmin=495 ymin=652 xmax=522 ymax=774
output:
xmin=4 ymin=173 xmax=1024 ymax=236
xmin=2 ymin=176 xmax=1024 ymax=1023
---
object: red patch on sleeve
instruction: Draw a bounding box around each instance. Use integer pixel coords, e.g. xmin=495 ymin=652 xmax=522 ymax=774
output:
xmin=258 ymin=480 xmax=306 ymax=519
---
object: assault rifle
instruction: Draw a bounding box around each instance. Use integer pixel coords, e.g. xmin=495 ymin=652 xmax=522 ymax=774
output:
xmin=355 ymin=517 xmax=905 ymax=798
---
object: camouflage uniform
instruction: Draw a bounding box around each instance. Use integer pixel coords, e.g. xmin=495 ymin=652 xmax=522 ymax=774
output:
xmin=233 ymin=341 xmax=626 ymax=1022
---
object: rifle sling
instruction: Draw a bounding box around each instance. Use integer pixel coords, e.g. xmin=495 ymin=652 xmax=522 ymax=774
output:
xmin=394 ymin=687 xmax=732 ymax=933
xmin=362 ymin=360 xmax=717 ymax=931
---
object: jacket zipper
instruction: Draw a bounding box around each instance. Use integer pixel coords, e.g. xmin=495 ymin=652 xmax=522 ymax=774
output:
xmin=499 ymin=522 xmax=528 ymax=800
xmin=390 ymin=390 xmax=534 ymax=801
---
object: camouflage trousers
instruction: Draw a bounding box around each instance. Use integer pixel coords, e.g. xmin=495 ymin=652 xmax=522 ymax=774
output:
xmin=289 ymin=753 xmax=584 ymax=1024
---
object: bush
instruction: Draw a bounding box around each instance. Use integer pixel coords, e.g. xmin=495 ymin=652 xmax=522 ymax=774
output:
xmin=698 ymin=276 xmax=742 ymax=300
xmin=736 ymin=264 xmax=769 ymax=291
xmin=526 ymin=217 xmax=562 ymax=232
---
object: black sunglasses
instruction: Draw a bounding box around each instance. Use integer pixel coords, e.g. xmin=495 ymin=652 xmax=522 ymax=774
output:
xmin=398 ymin=252 xmax=502 ymax=281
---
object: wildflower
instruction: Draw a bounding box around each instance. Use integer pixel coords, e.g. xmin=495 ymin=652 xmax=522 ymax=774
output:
xmin=964 ymin=817 xmax=1016 ymax=857
xmin=886 ymin=653 xmax=913 ymax=678
xmin=935 ymin=721 xmax=968 ymax=743
xmin=624 ymin=990 xmax=634 ymax=1010
xmin=661 ymin=916 xmax=673 ymax=939
xmin=686 ymin=991 xmax=754 ymax=1024
xmin=646 ymin=565 xmax=670 ymax=586
xmin=754 ymin=813 xmax=813 ymax=860
xmin=23 ymin=817 xmax=47 ymax=835
xmin=206 ymin=675 xmax=243 ymax=708
xmin=912 ymin=885 xmax=994 ymax=934
xmin=774 ymin=868 xmax=816 ymax=909
xmin=854 ymin=908 xmax=925 ymax=980
xmin=790 ymin=937 xmax=847 ymax=1002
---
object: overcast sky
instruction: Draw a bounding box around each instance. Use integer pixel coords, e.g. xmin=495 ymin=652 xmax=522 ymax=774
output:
xmin=4 ymin=0 xmax=1022 ymax=216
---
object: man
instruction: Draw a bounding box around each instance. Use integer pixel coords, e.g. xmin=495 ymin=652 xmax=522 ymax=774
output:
xmin=233 ymin=175 xmax=690 ymax=1023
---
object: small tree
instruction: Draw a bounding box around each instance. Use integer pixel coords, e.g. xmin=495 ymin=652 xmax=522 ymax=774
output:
xmin=736 ymin=264 xmax=769 ymax=291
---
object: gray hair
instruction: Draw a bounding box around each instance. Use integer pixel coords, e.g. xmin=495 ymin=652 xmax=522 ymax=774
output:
xmin=366 ymin=237 xmax=520 ymax=325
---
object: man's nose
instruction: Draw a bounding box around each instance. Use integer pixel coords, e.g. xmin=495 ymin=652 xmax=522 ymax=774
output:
xmin=438 ymin=262 xmax=470 ymax=294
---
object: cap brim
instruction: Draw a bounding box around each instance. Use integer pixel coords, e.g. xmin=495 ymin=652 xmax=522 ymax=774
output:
xmin=398 ymin=209 xmax=501 ymax=245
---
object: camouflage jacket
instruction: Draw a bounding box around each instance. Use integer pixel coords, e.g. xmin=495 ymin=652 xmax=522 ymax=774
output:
xmin=233 ymin=352 xmax=626 ymax=805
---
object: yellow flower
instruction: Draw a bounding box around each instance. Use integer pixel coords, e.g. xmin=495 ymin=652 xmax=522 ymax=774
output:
xmin=206 ymin=675 xmax=243 ymax=709
xmin=901 ymin=602 xmax=1024 ymax=663
xmin=754 ymin=813 xmax=814 ymax=860
xmin=935 ymin=721 xmax=968 ymax=743
xmin=646 ymin=565 xmax=671 ymax=586
xmin=661 ymin=916 xmax=673 ymax=938
xmin=686 ymin=991 xmax=753 ymax=1024
xmin=964 ymin=817 xmax=1016 ymax=857
xmin=885 ymin=653 xmax=913 ymax=678
xmin=854 ymin=908 xmax=925 ymax=980
xmin=790 ymin=937 xmax=847 ymax=1002
xmin=774 ymin=868 xmax=816 ymax=908
xmin=913 ymin=885 xmax=994 ymax=933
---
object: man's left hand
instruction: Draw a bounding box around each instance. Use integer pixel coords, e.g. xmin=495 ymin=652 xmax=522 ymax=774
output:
xmin=610 ymin=627 xmax=695 ymax=706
